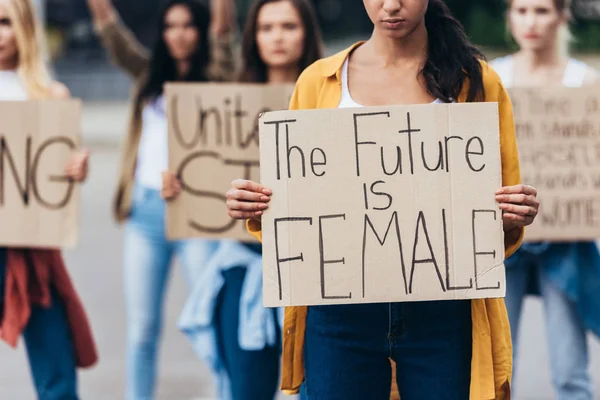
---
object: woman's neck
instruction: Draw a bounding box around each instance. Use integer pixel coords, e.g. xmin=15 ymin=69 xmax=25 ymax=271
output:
xmin=516 ymin=44 xmax=566 ymax=70
xmin=176 ymin=60 xmax=190 ymax=79
xmin=267 ymin=66 xmax=299 ymax=84
xmin=367 ymin=21 xmax=428 ymax=67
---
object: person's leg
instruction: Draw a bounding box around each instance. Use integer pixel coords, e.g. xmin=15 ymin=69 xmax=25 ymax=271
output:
xmin=176 ymin=238 xmax=220 ymax=288
xmin=503 ymin=251 xmax=532 ymax=362
xmin=123 ymin=187 xmax=174 ymax=400
xmin=214 ymin=267 xmax=280 ymax=400
xmin=540 ymin=268 xmax=593 ymax=400
xmin=23 ymin=291 xmax=78 ymax=400
xmin=302 ymin=303 xmax=392 ymax=400
xmin=393 ymin=300 xmax=472 ymax=400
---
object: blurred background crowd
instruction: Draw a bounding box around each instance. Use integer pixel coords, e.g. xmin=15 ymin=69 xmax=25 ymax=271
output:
xmin=0 ymin=1 xmax=599 ymax=399
xmin=37 ymin=0 xmax=600 ymax=100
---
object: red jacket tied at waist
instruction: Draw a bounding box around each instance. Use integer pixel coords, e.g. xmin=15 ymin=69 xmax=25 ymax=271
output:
xmin=1 ymin=249 xmax=98 ymax=368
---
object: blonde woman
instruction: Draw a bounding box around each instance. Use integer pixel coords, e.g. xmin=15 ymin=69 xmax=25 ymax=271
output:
xmin=0 ymin=0 xmax=96 ymax=399
xmin=491 ymin=0 xmax=600 ymax=398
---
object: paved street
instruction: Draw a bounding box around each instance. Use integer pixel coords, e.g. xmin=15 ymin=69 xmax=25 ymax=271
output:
xmin=0 ymin=109 xmax=599 ymax=399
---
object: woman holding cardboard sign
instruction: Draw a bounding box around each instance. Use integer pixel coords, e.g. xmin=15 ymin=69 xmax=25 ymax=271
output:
xmin=87 ymin=0 xmax=236 ymax=398
xmin=491 ymin=0 xmax=600 ymax=398
xmin=226 ymin=0 xmax=540 ymax=398
xmin=0 ymin=0 xmax=96 ymax=398
xmin=162 ymin=0 xmax=324 ymax=398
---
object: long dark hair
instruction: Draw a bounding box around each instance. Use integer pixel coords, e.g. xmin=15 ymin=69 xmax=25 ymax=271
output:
xmin=423 ymin=0 xmax=485 ymax=102
xmin=138 ymin=0 xmax=211 ymax=102
xmin=239 ymin=0 xmax=323 ymax=83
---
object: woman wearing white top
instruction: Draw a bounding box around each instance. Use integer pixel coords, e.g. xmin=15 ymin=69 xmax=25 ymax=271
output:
xmin=491 ymin=0 xmax=600 ymax=399
xmin=0 ymin=0 xmax=93 ymax=398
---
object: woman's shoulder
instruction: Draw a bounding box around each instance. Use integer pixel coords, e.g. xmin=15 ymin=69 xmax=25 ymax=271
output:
xmin=296 ymin=43 xmax=362 ymax=89
xmin=49 ymin=81 xmax=71 ymax=99
xmin=478 ymin=59 xmax=508 ymax=101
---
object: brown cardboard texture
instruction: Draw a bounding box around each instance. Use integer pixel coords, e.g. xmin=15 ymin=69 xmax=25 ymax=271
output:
xmin=165 ymin=83 xmax=294 ymax=241
xmin=0 ymin=100 xmax=81 ymax=248
xmin=509 ymin=86 xmax=600 ymax=241
xmin=259 ymin=103 xmax=505 ymax=307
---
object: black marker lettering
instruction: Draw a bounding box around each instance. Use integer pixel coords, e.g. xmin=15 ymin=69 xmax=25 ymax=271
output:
xmin=177 ymin=151 xmax=236 ymax=233
xmin=420 ymin=141 xmax=444 ymax=171
xmin=443 ymin=209 xmax=473 ymax=290
xmin=409 ymin=211 xmax=445 ymax=294
xmin=471 ymin=209 xmax=500 ymax=290
xmin=319 ymin=214 xmax=350 ymax=299
xmin=380 ymin=146 xmax=403 ymax=175
xmin=31 ymin=137 xmax=76 ymax=209
xmin=444 ymin=136 xmax=464 ymax=172
xmin=0 ymin=135 xmax=31 ymax=205
xmin=353 ymin=112 xmax=390 ymax=177
xmin=310 ymin=148 xmax=327 ymax=177
xmin=263 ymin=119 xmax=296 ymax=180
xmin=370 ymin=180 xmax=393 ymax=211
xmin=398 ymin=112 xmax=421 ymax=175
xmin=362 ymin=212 xmax=408 ymax=297
xmin=274 ymin=217 xmax=313 ymax=300
xmin=465 ymin=136 xmax=485 ymax=172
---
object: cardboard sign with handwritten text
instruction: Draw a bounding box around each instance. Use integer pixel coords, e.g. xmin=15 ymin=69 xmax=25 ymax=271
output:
xmin=165 ymin=83 xmax=293 ymax=241
xmin=509 ymin=86 xmax=600 ymax=241
xmin=259 ymin=103 xmax=505 ymax=307
xmin=0 ymin=100 xmax=81 ymax=248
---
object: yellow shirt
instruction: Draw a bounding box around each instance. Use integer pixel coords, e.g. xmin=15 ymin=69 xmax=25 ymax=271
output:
xmin=248 ymin=43 xmax=523 ymax=400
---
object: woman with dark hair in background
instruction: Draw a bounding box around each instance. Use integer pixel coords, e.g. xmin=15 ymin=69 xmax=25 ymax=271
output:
xmin=227 ymin=0 xmax=540 ymax=398
xmin=87 ymin=0 xmax=236 ymax=398
xmin=162 ymin=1 xmax=323 ymax=398
xmin=491 ymin=0 xmax=600 ymax=398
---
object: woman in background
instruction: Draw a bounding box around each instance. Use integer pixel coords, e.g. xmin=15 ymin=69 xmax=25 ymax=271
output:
xmin=491 ymin=0 xmax=600 ymax=398
xmin=87 ymin=0 xmax=236 ymax=398
xmin=0 ymin=0 xmax=96 ymax=398
xmin=162 ymin=0 xmax=322 ymax=398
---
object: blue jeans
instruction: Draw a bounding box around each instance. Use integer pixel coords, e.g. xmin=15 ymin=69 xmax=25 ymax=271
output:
xmin=123 ymin=186 xmax=219 ymax=400
xmin=505 ymin=251 xmax=593 ymax=400
xmin=301 ymin=301 xmax=472 ymax=400
xmin=215 ymin=267 xmax=280 ymax=400
xmin=0 ymin=248 xmax=78 ymax=400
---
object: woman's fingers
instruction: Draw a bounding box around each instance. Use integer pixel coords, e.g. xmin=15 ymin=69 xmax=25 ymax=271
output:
xmin=231 ymin=179 xmax=272 ymax=195
xmin=503 ymin=212 xmax=535 ymax=225
xmin=226 ymin=187 xmax=270 ymax=202
xmin=226 ymin=198 xmax=269 ymax=212
xmin=496 ymin=184 xmax=537 ymax=197
xmin=228 ymin=209 xmax=264 ymax=220
xmin=498 ymin=203 xmax=537 ymax=217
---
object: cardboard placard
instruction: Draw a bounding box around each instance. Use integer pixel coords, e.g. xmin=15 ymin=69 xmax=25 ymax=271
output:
xmin=509 ymin=86 xmax=600 ymax=241
xmin=165 ymin=83 xmax=294 ymax=241
xmin=0 ymin=100 xmax=81 ymax=248
xmin=259 ymin=103 xmax=505 ymax=307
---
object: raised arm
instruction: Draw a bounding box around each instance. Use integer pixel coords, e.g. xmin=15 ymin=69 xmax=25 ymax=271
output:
xmin=87 ymin=0 xmax=150 ymax=78
xmin=206 ymin=0 xmax=238 ymax=82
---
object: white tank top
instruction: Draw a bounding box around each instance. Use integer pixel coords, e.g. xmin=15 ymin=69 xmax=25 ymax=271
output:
xmin=490 ymin=55 xmax=588 ymax=88
xmin=338 ymin=57 xmax=443 ymax=108
xmin=0 ymin=70 xmax=28 ymax=101
xmin=134 ymin=96 xmax=168 ymax=189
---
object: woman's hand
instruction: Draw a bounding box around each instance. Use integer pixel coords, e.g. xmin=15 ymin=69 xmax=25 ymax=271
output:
xmin=65 ymin=150 xmax=90 ymax=182
xmin=161 ymin=171 xmax=181 ymax=200
xmin=226 ymin=179 xmax=272 ymax=222
xmin=496 ymin=184 xmax=539 ymax=234
xmin=87 ymin=0 xmax=115 ymax=25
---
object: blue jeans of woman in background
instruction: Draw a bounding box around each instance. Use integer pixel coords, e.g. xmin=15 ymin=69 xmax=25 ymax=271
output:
xmin=0 ymin=248 xmax=78 ymax=400
xmin=123 ymin=185 xmax=219 ymax=400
